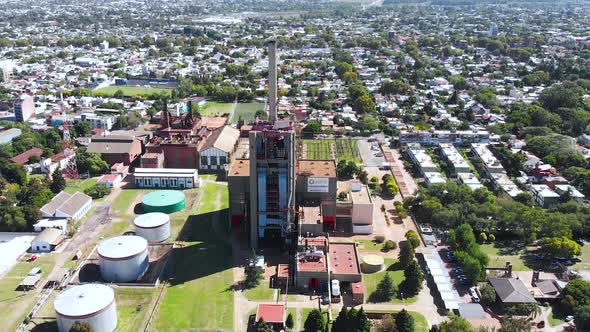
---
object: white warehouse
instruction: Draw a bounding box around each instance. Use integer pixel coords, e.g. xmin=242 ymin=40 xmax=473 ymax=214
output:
xmin=133 ymin=168 xmax=202 ymax=189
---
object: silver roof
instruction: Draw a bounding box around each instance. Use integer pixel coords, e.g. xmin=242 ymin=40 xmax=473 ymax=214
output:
xmin=54 ymin=284 xmax=114 ymax=317
xmin=97 ymin=235 xmax=147 ymax=259
xmin=134 ymin=212 xmax=170 ymax=228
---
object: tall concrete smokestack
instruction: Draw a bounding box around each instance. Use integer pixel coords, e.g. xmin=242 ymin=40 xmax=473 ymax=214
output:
xmin=268 ymin=40 xmax=278 ymax=123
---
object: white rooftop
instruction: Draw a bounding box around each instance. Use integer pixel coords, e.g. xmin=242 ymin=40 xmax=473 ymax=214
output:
xmin=54 ymin=284 xmax=114 ymax=317
xmin=97 ymin=235 xmax=147 ymax=259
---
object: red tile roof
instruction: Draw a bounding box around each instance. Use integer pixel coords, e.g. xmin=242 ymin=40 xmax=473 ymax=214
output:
xmin=255 ymin=304 xmax=284 ymax=324
xmin=277 ymin=264 xmax=290 ymax=278
xmin=352 ymin=281 xmax=364 ymax=294
xmin=98 ymin=174 xmax=120 ymax=182
xmin=10 ymin=148 xmax=44 ymax=165
xmin=329 ymin=243 xmax=361 ymax=276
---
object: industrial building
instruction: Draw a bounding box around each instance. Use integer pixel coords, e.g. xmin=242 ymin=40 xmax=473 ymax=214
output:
xmin=228 ymin=42 xmax=340 ymax=249
xmin=133 ymin=168 xmax=201 ymax=189
xmin=31 ymin=228 xmax=64 ymax=252
xmin=40 ymin=191 xmax=93 ymax=221
xmin=54 ymin=284 xmax=117 ymax=332
xmin=134 ymin=212 xmax=171 ymax=243
xmin=293 ymin=237 xmax=362 ymax=291
xmin=87 ymin=134 xmax=143 ymax=166
xmin=97 ymin=235 xmax=149 ymax=282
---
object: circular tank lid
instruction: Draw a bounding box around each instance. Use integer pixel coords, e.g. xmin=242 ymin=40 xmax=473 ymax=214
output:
xmin=134 ymin=212 xmax=170 ymax=229
xmin=142 ymin=190 xmax=185 ymax=208
xmin=362 ymin=254 xmax=385 ymax=265
xmin=54 ymin=284 xmax=115 ymax=317
xmin=97 ymin=235 xmax=148 ymax=259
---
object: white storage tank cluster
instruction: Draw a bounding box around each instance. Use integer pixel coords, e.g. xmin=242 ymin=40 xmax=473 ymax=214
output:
xmin=133 ymin=212 xmax=171 ymax=243
xmin=98 ymin=235 xmax=149 ymax=283
xmin=54 ymin=284 xmax=117 ymax=332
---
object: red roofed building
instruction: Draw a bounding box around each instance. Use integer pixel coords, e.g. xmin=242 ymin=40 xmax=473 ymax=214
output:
xmin=255 ymin=304 xmax=285 ymax=330
xmin=10 ymin=147 xmax=44 ymax=165
xmin=98 ymin=174 xmax=122 ymax=188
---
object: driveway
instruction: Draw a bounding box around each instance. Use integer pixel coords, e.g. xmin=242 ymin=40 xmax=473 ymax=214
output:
xmin=358 ymin=140 xmax=386 ymax=167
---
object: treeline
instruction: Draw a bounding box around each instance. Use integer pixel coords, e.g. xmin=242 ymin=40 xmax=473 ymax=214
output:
xmin=405 ymin=182 xmax=590 ymax=241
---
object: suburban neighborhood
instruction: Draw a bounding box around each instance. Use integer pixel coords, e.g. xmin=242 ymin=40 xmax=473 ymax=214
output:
xmin=1 ymin=1 xmax=590 ymax=332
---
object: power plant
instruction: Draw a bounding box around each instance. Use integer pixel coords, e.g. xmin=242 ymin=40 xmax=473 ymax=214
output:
xmin=54 ymin=284 xmax=117 ymax=332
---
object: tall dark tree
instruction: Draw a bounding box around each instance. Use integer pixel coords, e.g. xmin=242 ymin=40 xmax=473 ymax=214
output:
xmin=332 ymin=306 xmax=348 ymax=332
xmin=403 ymin=260 xmax=424 ymax=295
xmin=373 ymin=272 xmax=397 ymax=302
xmin=396 ymin=309 xmax=415 ymax=332
xmin=398 ymin=242 xmax=415 ymax=268
xmin=304 ymin=309 xmax=326 ymax=332
xmin=50 ymin=168 xmax=66 ymax=193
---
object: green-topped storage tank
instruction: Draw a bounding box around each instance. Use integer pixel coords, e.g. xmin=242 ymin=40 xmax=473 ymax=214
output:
xmin=142 ymin=190 xmax=185 ymax=214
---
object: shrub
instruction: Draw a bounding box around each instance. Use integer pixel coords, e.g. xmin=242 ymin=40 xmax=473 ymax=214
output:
xmin=405 ymin=230 xmax=421 ymax=248
xmin=375 ymin=235 xmax=385 ymax=243
xmin=83 ymin=184 xmax=111 ymax=199
xmin=478 ymin=232 xmax=487 ymax=244
xmin=488 ymin=234 xmax=496 ymax=242
xmin=383 ymin=240 xmax=397 ymax=251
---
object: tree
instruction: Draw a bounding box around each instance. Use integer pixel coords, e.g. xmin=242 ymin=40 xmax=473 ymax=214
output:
xmin=69 ymin=321 xmax=94 ymax=332
xmin=498 ymin=317 xmax=530 ymax=332
xmin=84 ymin=184 xmax=111 ymax=199
xmin=76 ymin=151 xmax=109 ymax=176
xmin=244 ymin=259 xmax=263 ymax=289
xmin=373 ymin=272 xmax=398 ymax=302
xmin=337 ymin=160 xmax=361 ymax=179
xmin=561 ymin=279 xmax=590 ymax=312
xmin=113 ymin=89 xmax=125 ymax=99
xmin=398 ymin=242 xmax=415 ymax=268
xmin=302 ymin=122 xmax=322 ymax=137
xmin=357 ymin=308 xmax=371 ymax=332
xmin=575 ymin=305 xmax=590 ymax=332
xmin=50 ymin=168 xmax=66 ymax=194
xmin=256 ymin=318 xmax=274 ymax=332
xmin=286 ymin=312 xmax=294 ymax=330
xmin=304 ymin=309 xmax=326 ymax=332
xmin=332 ymin=306 xmax=348 ymax=332
xmin=541 ymin=237 xmax=581 ymax=258
xmin=539 ymin=81 xmax=585 ymax=110
xmin=383 ymin=240 xmax=397 ymax=251
xmin=380 ymin=80 xmax=412 ymax=96
xmin=403 ymin=260 xmax=424 ymax=295
xmin=405 ymin=230 xmax=420 ymax=248
xmin=358 ymin=170 xmax=369 ymax=184
xmin=434 ymin=314 xmax=476 ymax=332
xmin=354 ymin=94 xmax=376 ymax=114
xmin=396 ymin=309 xmax=416 ymax=332
xmin=478 ymin=232 xmax=487 ymax=244
xmin=72 ymin=121 xmax=92 ymax=138
xmin=480 ymin=284 xmax=497 ymax=306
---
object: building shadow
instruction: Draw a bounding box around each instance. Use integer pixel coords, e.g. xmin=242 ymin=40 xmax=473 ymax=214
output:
xmin=163 ymin=209 xmax=234 ymax=286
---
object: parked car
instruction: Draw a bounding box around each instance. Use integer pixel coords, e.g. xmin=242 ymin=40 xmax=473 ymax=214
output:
xmin=470 ymin=287 xmax=480 ymax=303
xmin=447 ymin=252 xmax=456 ymax=262
xmin=321 ymin=293 xmax=330 ymax=305
xmin=331 ymin=280 xmax=341 ymax=297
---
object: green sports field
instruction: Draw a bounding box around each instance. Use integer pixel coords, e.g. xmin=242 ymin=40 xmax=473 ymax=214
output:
xmin=93 ymin=86 xmax=172 ymax=98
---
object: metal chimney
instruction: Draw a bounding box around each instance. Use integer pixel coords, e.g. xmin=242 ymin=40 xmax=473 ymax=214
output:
xmin=268 ymin=40 xmax=278 ymax=123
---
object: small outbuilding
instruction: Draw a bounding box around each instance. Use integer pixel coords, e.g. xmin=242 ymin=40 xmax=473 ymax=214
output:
xmin=31 ymin=228 xmax=64 ymax=252
xmin=255 ymin=303 xmax=285 ymax=330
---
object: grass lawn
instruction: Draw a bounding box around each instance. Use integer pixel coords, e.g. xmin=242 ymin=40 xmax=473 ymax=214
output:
xmin=366 ymin=310 xmax=429 ymax=332
xmin=244 ymin=281 xmax=277 ymax=301
xmin=362 ymin=259 xmax=418 ymax=304
xmin=480 ymin=244 xmax=531 ymax=271
xmin=116 ymin=288 xmax=159 ymax=332
xmin=573 ymin=243 xmax=590 ymax=271
xmin=200 ymin=101 xmax=234 ymax=117
xmin=154 ymin=182 xmax=233 ymax=331
xmin=93 ymin=86 xmax=171 ymax=98
xmin=111 ymin=189 xmax=148 ymax=215
xmin=232 ymin=102 xmax=265 ymax=124
xmin=64 ymin=178 xmax=98 ymax=194
xmin=0 ymin=254 xmax=57 ymax=331
xmin=355 ymin=239 xmax=386 ymax=252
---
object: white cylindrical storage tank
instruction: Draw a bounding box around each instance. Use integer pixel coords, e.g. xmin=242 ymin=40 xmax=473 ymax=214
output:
xmin=133 ymin=212 xmax=171 ymax=243
xmin=98 ymin=235 xmax=149 ymax=283
xmin=54 ymin=284 xmax=117 ymax=332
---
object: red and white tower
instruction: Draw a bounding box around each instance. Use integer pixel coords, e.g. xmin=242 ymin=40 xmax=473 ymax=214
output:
xmin=62 ymin=121 xmax=80 ymax=180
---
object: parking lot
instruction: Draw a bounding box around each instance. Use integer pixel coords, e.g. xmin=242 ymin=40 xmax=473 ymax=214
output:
xmin=358 ymin=139 xmax=386 ymax=167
